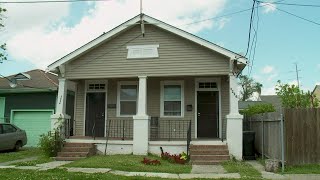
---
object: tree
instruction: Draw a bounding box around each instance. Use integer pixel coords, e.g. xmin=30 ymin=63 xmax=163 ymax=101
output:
xmin=0 ymin=6 xmax=7 ymax=63
xmin=238 ymin=75 xmax=263 ymax=101
xmin=275 ymin=80 xmax=319 ymax=108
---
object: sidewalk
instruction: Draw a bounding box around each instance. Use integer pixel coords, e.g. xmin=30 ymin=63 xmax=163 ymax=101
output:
xmin=0 ymin=162 xmax=241 ymax=179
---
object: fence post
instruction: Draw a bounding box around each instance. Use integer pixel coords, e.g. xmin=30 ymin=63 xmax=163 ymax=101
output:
xmin=280 ymin=112 xmax=285 ymax=173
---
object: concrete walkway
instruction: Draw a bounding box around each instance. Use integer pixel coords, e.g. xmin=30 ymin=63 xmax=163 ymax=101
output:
xmin=246 ymin=161 xmax=288 ymax=180
xmin=0 ymin=161 xmax=241 ymax=179
xmin=0 ymin=156 xmax=38 ymax=166
xmin=191 ymin=165 xmax=226 ymax=174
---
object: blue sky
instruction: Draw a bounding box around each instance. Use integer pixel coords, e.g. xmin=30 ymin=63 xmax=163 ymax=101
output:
xmin=0 ymin=0 xmax=319 ymax=94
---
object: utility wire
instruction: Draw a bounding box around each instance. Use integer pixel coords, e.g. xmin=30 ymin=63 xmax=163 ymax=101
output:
xmin=265 ymin=4 xmax=320 ymax=26
xmin=244 ymin=0 xmax=256 ymax=57
xmin=257 ymin=1 xmax=320 ymax=8
xmin=0 ymin=0 xmax=111 ymax=4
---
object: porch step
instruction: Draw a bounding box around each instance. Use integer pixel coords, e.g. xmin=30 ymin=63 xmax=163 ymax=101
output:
xmin=55 ymin=143 xmax=96 ymax=161
xmin=190 ymin=145 xmax=230 ymax=165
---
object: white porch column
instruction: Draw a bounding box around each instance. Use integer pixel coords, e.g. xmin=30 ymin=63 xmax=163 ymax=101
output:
xmin=133 ymin=76 xmax=150 ymax=155
xmin=226 ymin=73 xmax=243 ymax=160
xmin=51 ymin=78 xmax=70 ymax=131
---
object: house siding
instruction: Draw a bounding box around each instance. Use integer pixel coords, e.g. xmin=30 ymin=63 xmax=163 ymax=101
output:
xmin=65 ymin=25 xmax=230 ymax=79
xmin=74 ymin=76 xmax=229 ymax=139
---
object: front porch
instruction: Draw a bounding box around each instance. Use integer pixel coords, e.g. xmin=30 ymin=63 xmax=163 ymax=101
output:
xmin=53 ymin=75 xmax=243 ymax=159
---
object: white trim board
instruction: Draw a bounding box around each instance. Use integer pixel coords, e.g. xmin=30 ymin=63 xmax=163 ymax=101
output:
xmin=47 ymin=14 xmax=247 ymax=72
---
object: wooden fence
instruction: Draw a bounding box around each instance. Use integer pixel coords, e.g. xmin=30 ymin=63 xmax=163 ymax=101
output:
xmin=246 ymin=112 xmax=282 ymax=160
xmin=284 ymin=108 xmax=320 ymax=165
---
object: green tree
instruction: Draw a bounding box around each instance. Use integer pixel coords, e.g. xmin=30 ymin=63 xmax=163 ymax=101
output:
xmin=238 ymin=75 xmax=263 ymax=101
xmin=0 ymin=6 xmax=7 ymax=63
xmin=275 ymin=80 xmax=319 ymax=108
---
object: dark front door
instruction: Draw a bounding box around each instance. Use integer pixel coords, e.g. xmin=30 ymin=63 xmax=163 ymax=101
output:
xmin=197 ymin=91 xmax=219 ymax=138
xmin=85 ymin=93 xmax=105 ymax=137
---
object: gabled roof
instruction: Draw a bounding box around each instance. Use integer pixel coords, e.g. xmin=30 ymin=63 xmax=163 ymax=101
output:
xmin=0 ymin=69 xmax=58 ymax=93
xmin=312 ymin=85 xmax=320 ymax=94
xmin=47 ymin=14 xmax=247 ymax=72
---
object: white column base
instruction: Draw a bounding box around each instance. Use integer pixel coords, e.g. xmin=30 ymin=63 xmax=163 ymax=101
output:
xmin=226 ymin=114 xmax=243 ymax=160
xmin=50 ymin=113 xmax=71 ymax=131
xmin=133 ymin=115 xmax=150 ymax=155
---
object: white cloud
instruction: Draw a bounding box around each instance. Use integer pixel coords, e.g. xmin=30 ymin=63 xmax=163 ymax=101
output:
xmin=3 ymin=0 xmax=227 ymax=69
xmin=216 ymin=18 xmax=230 ymax=30
xmin=261 ymin=65 xmax=274 ymax=74
xmin=316 ymin=82 xmax=320 ymax=85
xmin=260 ymin=2 xmax=276 ymax=14
xmin=262 ymin=86 xmax=276 ymax=95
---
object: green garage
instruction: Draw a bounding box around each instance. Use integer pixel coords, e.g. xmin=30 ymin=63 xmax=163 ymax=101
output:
xmin=11 ymin=110 xmax=53 ymax=147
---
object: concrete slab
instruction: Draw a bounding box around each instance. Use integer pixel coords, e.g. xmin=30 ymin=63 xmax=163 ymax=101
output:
xmin=36 ymin=161 xmax=72 ymax=170
xmin=246 ymin=161 xmax=288 ymax=180
xmin=0 ymin=165 xmax=16 ymax=169
xmin=66 ymin=167 xmax=112 ymax=173
xmin=15 ymin=166 xmax=41 ymax=170
xmin=191 ymin=165 xmax=226 ymax=174
xmin=179 ymin=173 xmax=241 ymax=179
xmin=0 ymin=156 xmax=38 ymax=166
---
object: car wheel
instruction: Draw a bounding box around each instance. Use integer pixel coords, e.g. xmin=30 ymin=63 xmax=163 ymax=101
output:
xmin=14 ymin=141 xmax=22 ymax=151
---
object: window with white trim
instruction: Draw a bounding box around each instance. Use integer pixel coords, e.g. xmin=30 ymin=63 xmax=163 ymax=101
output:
xmin=117 ymin=82 xmax=138 ymax=116
xmin=127 ymin=45 xmax=159 ymax=59
xmin=161 ymin=81 xmax=184 ymax=117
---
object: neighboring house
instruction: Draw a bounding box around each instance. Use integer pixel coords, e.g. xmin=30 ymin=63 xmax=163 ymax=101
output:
xmin=312 ymin=85 xmax=320 ymax=101
xmin=260 ymin=95 xmax=282 ymax=112
xmin=47 ymin=14 xmax=247 ymax=160
xmin=0 ymin=69 xmax=75 ymax=147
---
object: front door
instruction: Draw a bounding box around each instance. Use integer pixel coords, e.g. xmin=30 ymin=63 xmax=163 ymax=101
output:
xmin=197 ymin=91 xmax=219 ymax=138
xmin=85 ymin=93 xmax=105 ymax=137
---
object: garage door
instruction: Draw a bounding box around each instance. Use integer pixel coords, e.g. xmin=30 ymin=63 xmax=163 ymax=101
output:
xmin=11 ymin=110 xmax=53 ymax=147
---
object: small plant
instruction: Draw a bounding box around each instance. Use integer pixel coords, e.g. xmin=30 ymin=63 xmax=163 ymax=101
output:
xmin=141 ymin=157 xmax=161 ymax=165
xmin=38 ymin=131 xmax=63 ymax=157
xmin=161 ymin=151 xmax=188 ymax=164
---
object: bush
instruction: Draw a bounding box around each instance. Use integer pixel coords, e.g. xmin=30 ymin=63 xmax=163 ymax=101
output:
xmin=240 ymin=103 xmax=275 ymax=116
xmin=38 ymin=131 xmax=63 ymax=157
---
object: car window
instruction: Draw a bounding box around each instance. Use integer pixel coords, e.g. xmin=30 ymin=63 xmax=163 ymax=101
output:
xmin=2 ymin=124 xmax=17 ymax=134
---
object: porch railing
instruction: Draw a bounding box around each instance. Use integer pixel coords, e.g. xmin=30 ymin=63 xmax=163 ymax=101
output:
xmin=186 ymin=120 xmax=192 ymax=157
xmin=150 ymin=119 xmax=191 ymax=141
xmin=106 ymin=119 xmax=133 ymax=140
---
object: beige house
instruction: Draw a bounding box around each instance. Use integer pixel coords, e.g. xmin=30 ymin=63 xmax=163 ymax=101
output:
xmin=47 ymin=14 xmax=247 ymax=162
xmin=313 ymin=85 xmax=320 ymax=101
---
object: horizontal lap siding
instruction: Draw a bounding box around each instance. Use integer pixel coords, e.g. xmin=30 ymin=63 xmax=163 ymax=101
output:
xmin=65 ymin=25 xmax=229 ymax=79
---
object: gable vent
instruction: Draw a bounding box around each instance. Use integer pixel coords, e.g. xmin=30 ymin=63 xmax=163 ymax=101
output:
xmin=127 ymin=45 xmax=159 ymax=59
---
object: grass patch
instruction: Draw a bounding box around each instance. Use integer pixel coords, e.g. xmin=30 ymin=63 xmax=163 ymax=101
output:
xmin=0 ymin=168 xmax=174 ymax=180
xmin=13 ymin=156 xmax=53 ymax=166
xmin=282 ymin=164 xmax=320 ymax=174
xmin=222 ymin=160 xmax=262 ymax=179
xmin=0 ymin=148 xmax=40 ymax=163
xmin=64 ymin=154 xmax=191 ymax=174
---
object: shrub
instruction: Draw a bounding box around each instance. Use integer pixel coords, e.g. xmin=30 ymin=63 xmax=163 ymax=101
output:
xmin=161 ymin=151 xmax=188 ymax=164
xmin=38 ymin=131 xmax=63 ymax=157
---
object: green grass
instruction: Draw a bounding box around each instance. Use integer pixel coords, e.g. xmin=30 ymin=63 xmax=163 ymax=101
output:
xmin=0 ymin=148 xmax=40 ymax=163
xmin=222 ymin=160 xmax=262 ymax=179
xmin=13 ymin=155 xmax=53 ymax=166
xmin=257 ymin=158 xmax=266 ymax=166
xmin=282 ymin=164 xmax=320 ymax=174
xmin=0 ymin=168 xmax=174 ymax=180
xmin=64 ymin=154 xmax=192 ymax=174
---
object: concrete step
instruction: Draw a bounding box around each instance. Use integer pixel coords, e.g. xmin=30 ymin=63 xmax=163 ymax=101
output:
xmin=64 ymin=143 xmax=94 ymax=148
xmin=61 ymin=147 xmax=92 ymax=152
xmin=192 ymin=160 xmax=224 ymax=165
xmin=55 ymin=156 xmax=86 ymax=161
xmin=191 ymin=155 xmax=230 ymax=161
xmin=57 ymin=152 xmax=89 ymax=157
xmin=190 ymin=149 xmax=229 ymax=155
xmin=190 ymin=145 xmax=228 ymax=150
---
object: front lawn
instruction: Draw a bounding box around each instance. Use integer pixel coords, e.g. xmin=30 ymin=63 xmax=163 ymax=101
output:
xmin=282 ymin=164 xmax=320 ymax=174
xmin=0 ymin=148 xmax=40 ymax=163
xmin=13 ymin=155 xmax=53 ymax=166
xmin=222 ymin=160 xmax=262 ymax=179
xmin=0 ymin=168 xmax=172 ymax=180
xmin=64 ymin=154 xmax=192 ymax=174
